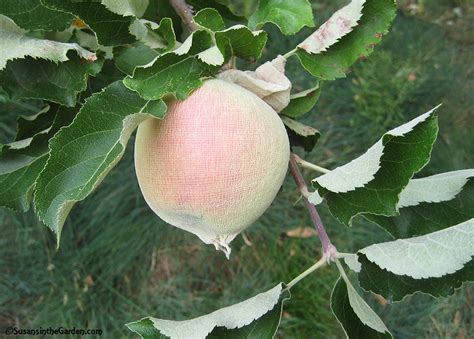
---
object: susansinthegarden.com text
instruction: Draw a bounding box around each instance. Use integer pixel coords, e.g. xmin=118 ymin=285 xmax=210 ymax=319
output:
xmin=4 ymin=326 xmax=103 ymax=336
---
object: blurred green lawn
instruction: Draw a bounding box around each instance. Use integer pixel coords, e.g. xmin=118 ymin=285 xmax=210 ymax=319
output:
xmin=1 ymin=1 xmax=473 ymax=338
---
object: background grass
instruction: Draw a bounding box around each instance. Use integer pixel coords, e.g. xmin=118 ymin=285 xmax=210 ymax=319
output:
xmin=1 ymin=1 xmax=473 ymax=338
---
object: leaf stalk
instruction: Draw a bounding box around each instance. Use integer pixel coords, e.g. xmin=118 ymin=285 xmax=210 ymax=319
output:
xmin=293 ymin=154 xmax=330 ymax=174
xmin=283 ymin=48 xmax=297 ymax=59
xmin=286 ymin=255 xmax=327 ymax=289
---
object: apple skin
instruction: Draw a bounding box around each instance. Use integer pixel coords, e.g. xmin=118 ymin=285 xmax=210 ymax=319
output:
xmin=134 ymin=79 xmax=290 ymax=254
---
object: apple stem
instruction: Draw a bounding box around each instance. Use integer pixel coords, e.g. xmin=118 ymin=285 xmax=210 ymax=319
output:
xmin=289 ymin=153 xmax=337 ymax=261
xmin=170 ymin=0 xmax=199 ymax=32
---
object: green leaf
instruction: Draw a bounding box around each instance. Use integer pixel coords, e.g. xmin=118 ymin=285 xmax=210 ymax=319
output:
xmin=123 ymin=30 xmax=217 ymax=101
xmin=280 ymin=83 xmax=323 ymax=118
xmin=281 ymin=116 xmax=320 ymax=152
xmin=310 ymin=107 xmax=439 ymax=226
xmin=15 ymin=105 xmax=56 ymax=141
xmin=101 ymin=0 xmax=149 ymax=17
xmin=248 ymin=0 xmax=314 ymax=35
xmin=0 ymin=55 xmax=103 ymax=107
xmin=114 ymin=43 xmax=160 ymax=76
xmin=344 ymin=254 xmax=362 ymax=273
xmin=215 ymin=25 xmax=267 ymax=61
xmin=207 ymin=295 xmax=288 ymax=338
xmin=42 ymin=0 xmax=136 ymax=46
xmin=397 ymin=169 xmax=474 ymax=208
xmin=0 ymin=105 xmax=76 ymax=211
xmin=126 ymin=318 xmax=166 ymax=339
xmin=295 ymin=0 xmax=396 ymax=80
xmin=343 ymin=275 xmax=390 ymax=334
xmin=124 ymin=54 xmax=210 ymax=100
xmin=312 ymin=108 xmax=438 ymax=193
xmin=126 ymin=284 xmax=286 ymax=339
xmin=72 ymin=30 xmax=115 ymax=58
xmin=357 ymin=254 xmax=474 ymax=302
xmin=145 ymin=0 xmax=183 ymax=37
xmin=0 ymin=155 xmax=47 ymax=212
xmin=187 ymin=0 xmax=245 ymax=21
xmin=218 ymin=0 xmax=256 ymax=18
xmin=34 ymin=81 xmax=166 ymax=244
xmin=359 ymin=219 xmax=473 ymax=279
xmin=127 ymin=295 xmax=288 ymax=339
xmin=192 ymin=9 xmax=267 ymax=61
xmin=331 ymin=278 xmax=391 ymax=338
xmin=0 ymin=0 xmax=74 ymax=31
xmin=367 ymin=175 xmax=474 ymax=238
xmin=193 ymin=8 xmax=226 ymax=31
xmin=0 ymin=14 xmax=96 ymax=70
xmin=129 ymin=17 xmax=176 ymax=50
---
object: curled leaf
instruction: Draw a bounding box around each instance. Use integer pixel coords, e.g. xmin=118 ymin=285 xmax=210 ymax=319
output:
xmin=331 ymin=277 xmax=391 ymax=338
xmin=127 ymin=284 xmax=286 ymax=339
xmin=0 ymin=15 xmax=96 ymax=70
xmin=308 ymin=106 xmax=439 ymax=225
xmin=218 ymin=55 xmax=291 ymax=112
xmin=281 ymin=116 xmax=320 ymax=152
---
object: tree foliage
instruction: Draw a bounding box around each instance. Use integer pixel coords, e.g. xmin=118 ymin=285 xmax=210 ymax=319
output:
xmin=0 ymin=1 xmax=471 ymax=338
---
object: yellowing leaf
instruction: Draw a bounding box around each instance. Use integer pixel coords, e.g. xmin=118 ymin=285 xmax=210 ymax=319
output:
xmin=298 ymin=0 xmax=365 ymax=54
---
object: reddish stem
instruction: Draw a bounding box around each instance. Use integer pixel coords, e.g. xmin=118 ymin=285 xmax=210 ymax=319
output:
xmin=289 ymin=153 xmax=337 ymax=260
xmin=170 ymin=0 xmax=199 ymax=32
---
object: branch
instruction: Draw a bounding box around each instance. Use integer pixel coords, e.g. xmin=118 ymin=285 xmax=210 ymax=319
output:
xmin=289 ymin=153 xmax=337 ymax=261
xmin=170 ymin=0 xmax=199 ymax=32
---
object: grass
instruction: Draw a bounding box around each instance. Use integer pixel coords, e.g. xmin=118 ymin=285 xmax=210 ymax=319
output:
xmin=1 ymin=1 xmax=473 ymax=338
